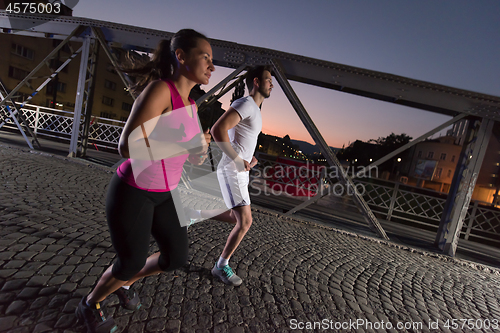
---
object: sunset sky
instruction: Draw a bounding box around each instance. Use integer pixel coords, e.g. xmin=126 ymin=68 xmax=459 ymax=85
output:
xmin=73 ymin=0 xmax=500 ymax=148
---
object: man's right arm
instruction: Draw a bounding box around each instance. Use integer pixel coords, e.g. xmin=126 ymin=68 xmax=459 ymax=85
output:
xmin=211 ymin=107 xmax=250 ymax=171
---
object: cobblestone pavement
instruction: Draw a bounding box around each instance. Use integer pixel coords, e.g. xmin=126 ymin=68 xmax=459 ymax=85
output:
xmin=1 ymin=145 xmax=500 ymax=333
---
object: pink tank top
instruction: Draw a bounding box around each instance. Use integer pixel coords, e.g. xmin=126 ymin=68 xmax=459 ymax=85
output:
xmin=117 ymin=79 xmax=200 ymax=192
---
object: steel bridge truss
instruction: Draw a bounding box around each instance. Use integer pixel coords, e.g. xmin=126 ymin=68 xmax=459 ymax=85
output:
xmin=2 ymin=12 xmax=500 ymax=252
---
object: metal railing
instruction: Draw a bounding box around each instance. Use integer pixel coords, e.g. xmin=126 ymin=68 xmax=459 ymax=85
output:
xmin=1 ymin=103 xmax=125 ymax=150
xmin=243 ymin=153 xmax=500 ymax=246
xmin=350 ymin=179 xmax=500 ymax=244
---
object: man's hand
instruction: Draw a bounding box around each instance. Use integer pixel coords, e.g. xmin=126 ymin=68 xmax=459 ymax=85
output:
xmin=249 ymin=156 xmax=258 ymax=168
xmin=203 ymin=128 xmax=211 ymax=145
xmin=234 ymin=156 xmax=251 ymax=172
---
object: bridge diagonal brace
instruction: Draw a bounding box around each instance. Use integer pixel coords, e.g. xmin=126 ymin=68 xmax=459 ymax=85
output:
xmin=0 ymin=81 xmax=36 ymax=149
xmin=284 ymin=167 xmax=331 ymax=216
xmin=355 ymin=113 xmax=468 ymax=177
xmin=198 ymin=74 xmax=247 ymax=113
xmin=0 ymin=97 xmax=33 ymax=149
xmin=92 ymin=27 xmax=136 ymax=100
xmin=10 ymin=101 xmax=40 ymax=148
xmin=271 ymin=58 xmax=389 ymax=240
xmin=196 ymin=64 xmax=247 ymax=107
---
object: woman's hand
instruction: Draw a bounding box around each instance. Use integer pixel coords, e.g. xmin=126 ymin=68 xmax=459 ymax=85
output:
xmin=185 ymin=132 xmax=209 ymax=155
xmin=188 ymin=153 xmax=207 ymax=165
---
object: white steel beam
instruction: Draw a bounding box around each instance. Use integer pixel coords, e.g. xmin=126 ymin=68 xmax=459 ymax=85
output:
xmin=68 ymin=35 xmax=91 ymax=157
xmin=196 ymin=64 xmax=247 ymax=107
xmin=0 ymin=84 xmax=33 ymax=149
xmin=435 ymin=118 xmax=495 ymax=256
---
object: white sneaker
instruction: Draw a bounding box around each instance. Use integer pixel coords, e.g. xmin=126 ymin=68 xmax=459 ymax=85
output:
xmin=211 ymin=263 xmax=242 ymax=286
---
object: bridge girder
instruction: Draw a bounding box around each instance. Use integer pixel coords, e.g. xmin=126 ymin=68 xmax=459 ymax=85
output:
xmin=1 ymin=12 xmax=499 ymax=121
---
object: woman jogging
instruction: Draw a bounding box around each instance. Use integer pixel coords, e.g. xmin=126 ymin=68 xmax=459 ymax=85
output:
xmin=75 ymin=29 xmax=214 ymax=333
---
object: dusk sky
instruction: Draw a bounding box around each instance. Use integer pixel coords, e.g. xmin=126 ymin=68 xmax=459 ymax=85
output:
xmin=74 ymin=1 xmax=500 ymax=148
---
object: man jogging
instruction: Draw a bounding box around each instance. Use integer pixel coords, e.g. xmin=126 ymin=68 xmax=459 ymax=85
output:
xmin=210 ymin=65 xmax=273 ymax=286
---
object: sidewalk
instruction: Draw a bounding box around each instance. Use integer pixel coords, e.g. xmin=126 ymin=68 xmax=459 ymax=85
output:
xmin=1 ymin=144 xmax=500 ymax=332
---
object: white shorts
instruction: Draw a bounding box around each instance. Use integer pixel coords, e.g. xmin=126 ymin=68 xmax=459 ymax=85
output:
xmin=217 ymin=165 xmax=250 ymax=209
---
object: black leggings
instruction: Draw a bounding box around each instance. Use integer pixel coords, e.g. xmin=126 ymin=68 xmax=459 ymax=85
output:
xmin=106 ymin=173 xmax=188 ymax=281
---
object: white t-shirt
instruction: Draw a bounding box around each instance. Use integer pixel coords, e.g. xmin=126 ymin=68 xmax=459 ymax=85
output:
xmin=227 ymin=96 xmax=262 ymax=163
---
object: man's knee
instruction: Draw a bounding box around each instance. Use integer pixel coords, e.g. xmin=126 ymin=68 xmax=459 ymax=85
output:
xmin=234 ymin=206 xmax=252 ymax=231
xmin=241 ymin=216 xmax=252 ymax=231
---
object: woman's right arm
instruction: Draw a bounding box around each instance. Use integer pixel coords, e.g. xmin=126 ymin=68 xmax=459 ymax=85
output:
xmin=118 ymin=80 xmax=171 ymax=159
xmin=118 ymin=81 xmax=207 ymax=160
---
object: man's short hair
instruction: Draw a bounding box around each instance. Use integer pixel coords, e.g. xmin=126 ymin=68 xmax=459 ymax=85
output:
xmin=246 ymin=65 xmax=272 ymax=92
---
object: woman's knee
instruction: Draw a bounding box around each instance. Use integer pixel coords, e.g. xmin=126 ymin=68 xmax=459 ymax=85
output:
xmin=112 ymin=258 xmax=146 ymax=281
xmin=158 ymin=252 xmax=187 ymax=272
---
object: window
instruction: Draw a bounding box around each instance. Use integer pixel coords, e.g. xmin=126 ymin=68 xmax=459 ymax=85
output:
xmin=46 ymin=82 xmax=67 ymax=94
xmin=104 ymin=80 xmax=116 ymax=91
xmin=435 ymin=168 xmax=442 ymax=178
xmin=8 ymin=66 xmax=29 ymax=80
xmin=451 ymin=155 xmax=456 ymax=163
xmin=11 ymin=43 xmax=34 ymax=60
xmin=417 ymin=151 xmax=422 ymax=158
xmin=102 ymin=96 xmax=114 ymax=106
xmin=100 ymin=112 xmax=111 ymax=118
xmin=120 ymin=116 xmax=128 ymax=121
xmin=447 ymin=170 xmax=452 ymax=178
xmin=440 ymin=153 xmax=446 ymax=161
xmin=427 ymin=151 xmax=434 ymax=159
xmin=122 ymin=102 xmax=132 ymax=112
